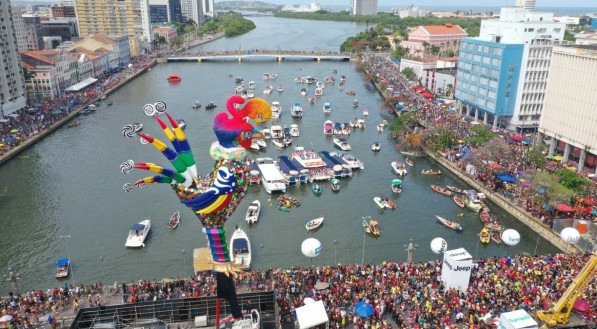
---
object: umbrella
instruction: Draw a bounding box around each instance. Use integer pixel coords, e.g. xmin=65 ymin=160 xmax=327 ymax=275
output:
xmin=521 ymin=180 xmax=533 ymax=188
xmin=511 ymin=135 xmax=525 ymax=142
xmin=354 ymin=301 xmax=374 ymax=318
xmin=542 ymin=204 xmax=553 ymax=211
xmin=555 ymin=204 xmax=574 ymax=213
xmin=314 ymin=281 xmax=329 ymax=290
xmin=553 ymin=155 xmax=563 ymax=161
xmin=10 ymin=129 xmax=18 ymax=133
xmin=574 ymin=298 xmax=590 ymax=312
xmin=579 ymin=197 xmax=596 ymax=206
xmin=0 ymin=315 xmax=13 ymax=322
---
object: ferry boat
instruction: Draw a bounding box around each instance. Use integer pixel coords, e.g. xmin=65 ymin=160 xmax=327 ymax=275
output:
xmin=333 ymin=138 xmax=351 ymax=151
xmin=230 ymin=227 xmax=251 ymax=269
xmin=125 ymin=219 xmax=151 ymax=248
xmin=256 ymin=158 xmax=286 ymax=193
xmin=323 ymin=120 xmax=333 ymax=135
xmin=291 ymin=103 xmax=303 ymax=118
xmin=271 ymin=101 xmax=281 ymax=119
xmin=323 ymin=102 xmax=331 ymax=114
xmin=291 ymin=149 xmax=327 ymax=169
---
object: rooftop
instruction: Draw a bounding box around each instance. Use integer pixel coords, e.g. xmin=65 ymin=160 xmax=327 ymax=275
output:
xmin=420 ymin=24 xmax=467 ymax=36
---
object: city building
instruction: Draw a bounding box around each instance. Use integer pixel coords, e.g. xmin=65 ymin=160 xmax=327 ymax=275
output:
xmin=180 ymin=0 xmax=202 ymax=24
xmin=169 ymin=0 xmax=183 ymax=22
xmin=34 ymin=6 xmax=52 ymax=18
xmin=68 ymin=48 xmax=111 ymax=77
xmin=538 ymin=45 xmax=597 ymax=173
xmin=422 ymin=68 xmax=457 ymax=98
xmin=23 ymin=15 xmax=45 ymax=50
xmin=43 ymin=36 xmax=63 ymax=49
xmin=516 ymin=0 xmax=535 ymax=11
xmin=455 ymin=7 xmax=566 ymax=131
xmin=281 ymin=2 xmax=321 ymax=13
xmin=201 ymin=0 xmax=214 ymax=17
xmin=41 ymin=20 xmax=78 ymax=41
xmin=351 ymin=0 xmax=377 ymax=16
xmin=61 ymin=0 xmax=75 ymax=6
xmin=51 ymin=5 xmax=76 ymax=18
xmin=553 ymin=16 xmax=580 ymax=25
xmin=402 ymin=24 xmax=468 ymax=58
xmin=399 ymin=57 xmax=457 ymax=80
xmin=149 ymin=4 xmax=169 ymax=23
xmin=393 ymin=5 xmax=429 ymax=18
xmin=69 ymin=35 xmax=131 ymax=69
xmin=0 ymin=2 xmax=28 ymax=118
xmin=153 ymin=27 xmax=178 ymax=43
xmin=575 ymin=32 xmax=597 ymax=45
xmin=11 ymin=6 xmax=29 ymax=53
xmin=73 ymin=0 xmax=152 ymax=55
xmin=591 ymin=17 xmax=597 ymax=31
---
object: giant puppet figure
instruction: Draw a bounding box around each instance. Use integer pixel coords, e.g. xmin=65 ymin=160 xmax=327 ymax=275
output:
xmin=121 ymin=95 xmax=271 ymax=322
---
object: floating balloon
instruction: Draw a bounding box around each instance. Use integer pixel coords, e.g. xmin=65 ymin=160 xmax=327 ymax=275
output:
xmin=430 ymin=237 xmax=447 ymax=254
xmin=501 ymin=229 xmax=521 ymax=246
xmin=304 ymin=297 xmax=316 ymax=305
xmin=122 ymin=124 xmax=136 ymax=138
xmin=301 ymin=238 xmax=322 ymax=258
xmin=560 ymin=227 xmax=580 ymax=244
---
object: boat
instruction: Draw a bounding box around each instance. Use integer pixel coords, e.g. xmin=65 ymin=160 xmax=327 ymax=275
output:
xmin=420 ymin=169 xmax=441 ymax=175
xmin=245 ymin=200 xmax=261 ymax=224
xmin=235 ymin=85 xmax=245 ymax=93
xmin=308 ymin=97 xmax=315 ymax=104
xmin=271 ymin=101 xmax=281 ymax=119
xmin=262 ymin=73 xmax=270 ymax=80
xmin=248 ymin=81 xmax=256 ymax=89
xmin=479 ymin=228 xmax=491 ymax=244
xmin=340 ymin=153 xmax=364 ymax=169
xmin=340 ymin=75 xmax=346 ymax=82
xmin=256 ymin=158 xmax=286 ymax=193
xmin=323 ymin=102 xmax=332 ymax=114
xmin=167 ymin=74 xmax=181 ymax=83
xmin=401 ymin=150 xmax=424 ymax=157
xmin=79 ymin=108 xmax=93 ymax=115
xmin=479 ymin=210 xmax=491 ymax=223
xmin=176 ymin=119 xmax=186 ymax=130
xmin=431 ymin=185 xmax=453 ymax=197
xmin=391 ymin=179 xmax=402 ymax=194
xmin=55 ymin=258 xmax=70 ymax=279
xmin=261 ymin=128 xmax=272 ymax=139
xmin=352 ymin=99 xmax=359 ymax=108
xmin=277 ymin=85 xmax=284 ymax=93
xmin=333 ymin=138 xmax=351 ymax=151
xmin=405 ymin=158 xmax=413 ymax=167
xmin=305 ymin=76 xmax=317 ymax=84
xmin=270 ymin=125 xmax=284 ymax=139
xmin=363 ymin=217 xmax=380 ymax=236
xmin=289 ymin=124 xmax=300 ymax=137
xmin=291 ymin=103 xmax=303 ymax=118
xmin=263 ymin=86 xmax=273 ymax=95
xmin=391 ymin=161 xmax=408 ymax=176
xmin=464 ymin=190 xmax=483 ymax=212
xmin=166 ymin=210 xmax=180 ymax=229
xmin=323 ymin=120 xmax=333 ymax=135
xmin=385 ymin=199 xmax=396 ymax=209
xmin=255 ymin=139 xmax=266 ymax=149
xmin=300 ymin=88 xmax=307 ymax=96
xmin=316 ymin=81 xmax=324 ymax=89
xmin=247 ymin=90 xmax=255 ymax=99
xmin=371 ymin=142 xmax=380 ymax=152
xmin=324 ymin=76 xmax=334 ymax=84
xmin=446 ymin=186 xmax=464 ymax=194
xmin=490 ymin=232 xmax=503 ymax=244
xmin=312 ymin=182 xmax=322 ymax=195
xmin=250 ymin=140 xmax=261 ymax=151
xmin=305 ymin=217 xmax=324 ymax=231
xmin=272 ymin=136 xmax=292 ymax=148
xmin=205 ymin=102 xmax=217 ymax=110
xmin=330 ymin=178 xmax=340 ymax=192
xmin=107 ymin=102 xmax=113 ymax=106
xmin=346 ymin=90 xmax=356 ymax=96
xmin=314 ymin=87 xmax=323 ymax=96
xmin=338 ymin=82 xmax=344 ymax=89
xmin=125 ymin=219 xmax=151 ymax=248
xmin=235 ymin=77 xmax=244 ymax=84
xmin=68 ymin=121 xmax=80 ymax=128
xmin=362 ymin=110 xmax=369 ymax=116
xmin=435 ymin=215 xmax=463 ymax=232
xmin=192 ymin=101 xmax=201 ymax=109
xmin=230 ymin=227 xmax=251 ymax=269
xmin=373 ymin=196 xmax=386 ymax=209
xmin=453 ymin=195 xmax=465 ymax=208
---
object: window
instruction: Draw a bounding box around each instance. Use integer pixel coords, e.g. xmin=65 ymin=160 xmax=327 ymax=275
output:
xmin=483 ymin=56 xmax=491 ymax=64
xmin=491 ymin=58 xmax=501 ymax=66
xmin=473 ymin=54 xmax=481 ymax=61
xmin=476 ymin=44 xmax=483 ymax=51
xmin=488 ymin=91 xmax=497 ymax=99
xmin=487 ymin=101 xmax=496 ymax=110
xmin=483 ymin=46 xmax=489 ymax=53
xmin=479 ymin=88 xmax=488 ymax=95
xmin=480 ymin=77 xmax=489 ymax=85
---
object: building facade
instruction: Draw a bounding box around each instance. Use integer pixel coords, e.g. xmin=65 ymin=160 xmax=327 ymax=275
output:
xmin=538 ymin=45 xmax=597 ymax=172
xmin=201 ymin=0 xmax=214 ymax=17
xmin=41 ymin=20 xmax=78 ymax=41
xmin=69 ymin=35 xmax=131 ymax=69
xmin=0 ymin=2 xmax=28 ymax=117
xmin=149 ymin=5 xmax=169 ymax=23
xmin=169 ymin=0 xmax=182 ymax=22
xmin=515 ymin=0 xmax=535 ymax=11
xmin=23 ymin=15 xmax=45 ymax=51
xmin=153 ymin=27 xmax=178 ymax=43
xmin=11 ymin=6 xmax=29 ymax=53
xmin=51 ymin=5 xmax=76 ymax=18
xmin=402 ymin=24 xmax=468 ymax=57
xmin=180 ymin=0 xmax=202 ymax=24
xmin=351 ymin=0 xmax=377 ymax=16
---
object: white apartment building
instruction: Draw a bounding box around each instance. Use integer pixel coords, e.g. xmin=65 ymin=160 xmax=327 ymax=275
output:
xmin=139 ymin=0 xmax=152 ymax=43
xmin=394 ymin=6 xmax=429 ymax=18
xmin=351 ymin=0 xmax=377 ymax=16
xmin=180 ymin=0 xmax=202 ymax=24
xmin=516 ymin=0 xmax=535 ymax=11
xmin=11 ymin=6 xmax=29 ymax=53
xmin=202 ymin=0 xmax=214 ymax=17
xmin=0 ymin=3 xmax=28 ymax=118
xmin=538 ymin=45 xmax=597 ymax=173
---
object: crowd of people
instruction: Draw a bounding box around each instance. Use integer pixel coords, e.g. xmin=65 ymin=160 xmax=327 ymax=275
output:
xmin=1 ymin=253 xmax=595 ymax=328
xmin=180 ymin=49 xmax=352 ymax=57
xmin=360 ymin=54 xmax=597 ymax=232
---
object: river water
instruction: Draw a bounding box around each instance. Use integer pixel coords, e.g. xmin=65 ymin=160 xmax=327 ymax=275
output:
xmin=0 ymin=17 xmax=558 ymax=294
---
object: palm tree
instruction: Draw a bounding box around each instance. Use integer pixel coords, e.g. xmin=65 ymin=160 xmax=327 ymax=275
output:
xmin=422 ymin=41 xmax=431 ymax=57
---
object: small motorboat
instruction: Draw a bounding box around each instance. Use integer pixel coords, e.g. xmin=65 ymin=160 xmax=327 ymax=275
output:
xmin=248 ymin=81 xmax=256 ymax=89
xmin=167 ymin=73 xmax=181 ymax=83
xmin=255 ymin=139 xmax=267 ymax=149
xmin=107 ymin=102 xmax=113 ymax=106
xmin=315 ymin=87 xmax=323 ymax=96
xmin=167 ymin=210 xmax=180 ymax=229
xmin=205 ymin=102 xmax=217 ymax=109
xmin=230 ymin=227 xmax=251 ymax=269
xmin=312 ymin=182 xmax=322 ymax=195
xmin=176 ymin=119 xmax=186 ymax=130
xmin=235 ymin=85 xmax=245 ymax=94
xmin=363 ymin=217 xmax=380 ymax=236
xmin=68 ymin=121 xmax=80 ymax=128
xmin=447 ymin=186 xmax=464 ymax=194
xmin=305 ymin=76 xmax=317 ymax=84
xmin=324 ymin=76 xmax=334 ymax=84
xmin=391 ymin=179 xmax=402 ymax=194
xmin=323 ymin=102 xmax=332 ymax=114
xmin=405 ymin=158 xmax=414 ymax=167
xmin=385 ymin=199 xmax=396 ymax=209
xmin=353 ymin=99 xmax=359 ymax=108
xmin=271 ymin=101 xmax=281 ymax=119
xmin=300 ymin=88 xmax=307 ymax=96
xmin=235 ymin=77 xmax=244 ymax=84
xmin=330 ymin=178 xmax=340 ymax=192
xmin=247 ymin=90 xmax=255 ymax=99
xmin=371 ymin=142 xmax=380 ymax=152
xmin=323 ymin=120 xmax=333 ymax=135
xmin=480 ymin=210 xmax=491 ymax=223
xmin=309 ymin=97 xmax=315 ymax=104
xmin=391 ymin=161 xmax=408 ymax=176
xmin=245 ymin=200 xmax=261 ymax=224
xmin=333 ymin=138 xmax=351 ymax=151
xmin=291 ymin=103 xmax=303 ymax=118
xmin=289 ymin=124 xmax=300 ymax=137
xmin=435 ymin=215 xmax=463 ymax=232
xmin=261 ymin=128 xmax=272 ymax=139
xmin=192 ymin=101 xmax=201 ymax=109
xmin=479 ymin=228 xmax=491 ymax=244
xmin=55 ymin=258 xmax=70 ymax=279
xmin=125 ymin=219 xmax=151 ymax=248
xmin=346 ymin=90 xmax=356 ymax=96
xmin=420 ymin=169 xmax=441 ymax=175
xmin=305 ymin=217 xmax=324 ymax=231
xmin=263 ymin=86 xmax=273 ymax=95
xmin=373 ymin=196 xmax=386 ymax=209
xmin=431 ymin=185 xmax=453 ymax=197
xmin=362 ymin=110 xmax=369 ymax=116
xmin=277 ymin=85 xmax=284 ymax=92
xmin=453 ymin=195 xmax=465 ymax=208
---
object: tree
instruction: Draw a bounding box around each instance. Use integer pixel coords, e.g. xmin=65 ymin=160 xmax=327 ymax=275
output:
xmin=51 ymin=39 xmax=60 ymax=49
xmin=401 ymin=67 xmax=416 ymax=80
xmin=465 ymin=124 xmax=496 ymax=146
xmin=554 ymin=168 xmax=589 ymax=192
xmin=425 ymin=127 xmax=456 ymax=151
xmin=524 ymin=146 xmax=546 ymax=169
xmin=443 ymin=49 xmax=455 ymax=57
xmin=389 ymin=112 xmax=418 ymax=135
xmin=564 ymin=30 xmax=576 ymax=42
xmin=421 ymin=41 xmax=431 ymax=57
xmin=430 ymin=45 xmax=440 ymax=56
xmin=171 ymin=36 xmax=183 ymax=48
xmin=391 ymin=45 xmax=408 ymax=58
xmin=400 ymin=134 xmax=424 ymax=151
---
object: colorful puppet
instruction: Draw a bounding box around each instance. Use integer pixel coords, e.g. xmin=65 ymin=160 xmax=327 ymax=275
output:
xmin=121 ymin=97 xmax=271 ymax=321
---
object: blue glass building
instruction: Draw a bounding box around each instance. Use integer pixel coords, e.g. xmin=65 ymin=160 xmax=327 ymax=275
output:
xmin=150 ymin=5 xmax=169 ymax=23
xmin=169 ymin=0 xmax=183 ymax=23
xmin=455 ymin=38 xmax=524 ymax=128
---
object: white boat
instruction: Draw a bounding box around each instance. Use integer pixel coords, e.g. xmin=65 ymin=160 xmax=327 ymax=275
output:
xmin=289 ymin=124 xmax=300 ymax=137
xmin=125 ymin=219 xmax=151 ymax=248
xmin=245 ymin=200 xmax=261 ymax=224
xmin=340 ymin=153 xmax=364 ymax=169
xmin=270 ymin=125 xmax=283 ymax=139
xmin=250 ymin=140 xmax=261 ymax=151
xmin=464 ymin=190 xmax=483 ymax=212
xmin=255 ymin=139 xmax=267 ymax=149
xmin=263 ymin=86 xmax=273 ymax=95
xmin=305 ymin=217 xmax=324 ymax=231
xmin=248 ymin=81 xmax=256 ymax=89
xmin=270 ymin=73 xmax=278 ymax=80
xmin=334 ymin=138 xmax=351 ymax=151
xmin=324 ymin=76 xmax=334 ymax=84
xmin=291 ymin=103 xmax=303 ymax=118
xmin=271 ymin=101 xmax=281 ymax=119
xmin=363 ymin=110 xmax=369 ymax=116
xmin=300 ymin=88 xmax=307 ymax=96
xmin=55 ymin=258 xmax=70 ymax=279
xmin=323 ymin=102 xmax=331 ymax=114
xmin=261 ymin=128 xmax=272 ymax=139
xmin=391 ymin=161 xmax=408 ymax=176
xmin=323 ymin=120 xmax=333 ymax=135
xmin=272 ymin=136 xmax=292 ymax=148
xmin=373 ymin=197 xmax=386 ymax=209
xmin=235 ymin=85 xmax=245 ymax=93
xmin=277 ymin=85 xmax=284 ymax=92
xmin=230 ymin=227 xmax=251 ymax=269
xmin=372 ymin=142 xmax=380 ymax=151
xmin=256 ymin=159 xmax=286 ymax=193
xmin=316 ymin=81 xmax=324 ymax=89
xmin=247 ymin=90 xmax=255 ymax=99
xmin=262 ymin=73 xmax=270 ymax=80
xmin=353 ymin=99 xmax=359 ymax=108
xmin=192 ymin=101 xmax=201 ymax=109
xmin=305 ymin=76 xmax=317 ymax=84
xmin=314 ymin=87 xmax=323 ymax=96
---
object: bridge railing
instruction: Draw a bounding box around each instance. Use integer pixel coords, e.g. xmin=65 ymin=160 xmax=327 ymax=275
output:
xmin=174 ymin=49 xmax=353 ymax=57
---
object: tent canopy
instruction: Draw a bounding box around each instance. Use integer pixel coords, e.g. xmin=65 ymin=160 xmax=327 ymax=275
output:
xmin=295 ymin=300 xmax=329 ymax=329
xmin=495 ymin=173 xmax=517 ymax=183
xmin=511 ymin=135 xmax=525 ymax=142
xmin=56 ymin=258 xmax=69 ymax=266
xmin=65 ymin=77 xmax=98 ymax=92
xmin=555 ymin=203 xmax=574 ymax=212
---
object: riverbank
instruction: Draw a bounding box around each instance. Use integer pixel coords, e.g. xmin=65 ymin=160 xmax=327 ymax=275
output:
xmin=363 ymin=59 xmax=581 ymax=254
xmin=0 ymin=59 xmax=157 ymax=166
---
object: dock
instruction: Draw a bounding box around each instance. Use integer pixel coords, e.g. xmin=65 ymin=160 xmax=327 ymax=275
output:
xmin=193 ymin=247 xmax=215 ymax=273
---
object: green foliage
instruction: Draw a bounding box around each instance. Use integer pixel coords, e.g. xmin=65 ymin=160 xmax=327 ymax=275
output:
xmin=465 ymin=124 xmax=496 ymax=146
xmin=564 ymin=30 xmax=576 ymax=42
xmin=391 ymin=45 xmax=408 ymax=58
xmin=171 ymin=36 xmax=183 ymax=48
xmin=400 ymin=67 xmax=416 ymax=80
xmin=524 ymin=146 xmax=546 ymax=169
xmin=443 ymin=49 xmax=455 ymax=57
xmin=532 ymin=172 xmax=576 ymax=204
xmin=389 ymin=112 xmax=418 ymax=135
xmin=554 ymin=168 xmax=590 ymax=191
xmin=430 ymin=45 xmax=440 ymax=56
xmin=425 ymin=128 xmax=456 ymax=151
xmin=221 ymin=12 xmax=256 ymax=37
xmin=340 ymin=26 xmax=391 ymax=52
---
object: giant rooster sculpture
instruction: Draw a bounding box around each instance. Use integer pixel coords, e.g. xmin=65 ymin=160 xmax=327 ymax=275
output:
xmin=120 ymin=96 xmax=271 ymax=324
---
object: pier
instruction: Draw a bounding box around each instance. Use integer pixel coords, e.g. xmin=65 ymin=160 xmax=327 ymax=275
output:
xmin=167 ymin=50 xmax=353 ymax=63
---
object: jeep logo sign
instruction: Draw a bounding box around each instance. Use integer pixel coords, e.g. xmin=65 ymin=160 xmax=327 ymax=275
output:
xmin=454 ymin=266 xmax=471 ymax=272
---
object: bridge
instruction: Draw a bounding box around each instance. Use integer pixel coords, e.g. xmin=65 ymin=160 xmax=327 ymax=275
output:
xmin=167 ymin=50 xmax=353 ymax=63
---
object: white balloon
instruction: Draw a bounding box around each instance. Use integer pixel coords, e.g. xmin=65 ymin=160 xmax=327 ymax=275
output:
xmin=430 ymin=237 xmax=447 ymax=254
xmin=501 ymin=229 xmax=521 ymax=246
xmin=301 ymin=238 xmax=322 ymax=258
xmin=560 ymin=227 xmax=580 ymax=244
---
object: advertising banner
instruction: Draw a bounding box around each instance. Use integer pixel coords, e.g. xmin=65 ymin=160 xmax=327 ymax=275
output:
xmin=441 ymin=248 xmax=473 ymax=292
xmin=498 ymin=310 xmax=538 ymax=329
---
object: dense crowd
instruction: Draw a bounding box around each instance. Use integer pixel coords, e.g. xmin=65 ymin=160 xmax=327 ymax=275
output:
xmin=360 ymin=54 xmax=597 ymax=231
xmin=1 ymin=253 xmax=595 ymax=328
xmin=181 ymin=49 xmax=352 ymax=57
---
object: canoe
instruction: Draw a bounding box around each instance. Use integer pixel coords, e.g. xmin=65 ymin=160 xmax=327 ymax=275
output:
xmin=373 ymin=196 xmax=386 ymax=209
xmin=453 ymin=196 xmax=465 ymax=208
xmin=480 ymin=210 xmax=491 ymax=223
xmin=167 ymin=210 xmax=180 ymax=229
xmin=435 ymin=215 xmax=463 ymax=232
xmin=405 ymin=158 xmax=413 ymax=167
xmin=431 ymin=185 xmax=453 ymax=197
xmin=305 ymin=217 xmax=324 ymax=231
xmin=479 ymin=228 xmax=491 ymax=244
xmin=421 ymin=169 xmax=441 ymax=175
xmin=446 ymin=186 xmax=464 ymax=194
xmin=385 ymin=199 xmax=396 ymax=209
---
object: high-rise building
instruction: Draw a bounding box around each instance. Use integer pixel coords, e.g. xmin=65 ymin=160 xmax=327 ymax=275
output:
xmin=150 ymin=5 xmax=169 ymax=23
xmin=23 ymin=15 xmax=45 ymax=50
xmin=180 ymin=0 xmax=202 ymax=24
xmin=351 ymin=0 xmax=377 ymax=16
xmin=201 ymin=0 xmax=214 ymax=17
xmin=73 ymin=0 xmax=152 ymax=56
xmin=11 ymin=6 xmax=29 ymax=53
xmin=41 ymin=20 xmax=78 ymax=41
xmin=455 ymin=7 xmax=566 ymax=131
xmin=538 ymin=45 xmax=597 ymax=173
xmin=516 ymin=0 xmax=536 ymax=11
xmin=51 ymin=5 xmax=76 ymax=18
xmin=168 ymin=0 xmax=182 ymax=22
xmin=0 ymin=2 xmax=28 ymax=117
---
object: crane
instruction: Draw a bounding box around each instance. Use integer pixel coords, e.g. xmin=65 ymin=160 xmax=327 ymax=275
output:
xmin=536 ymin=252 xmax=597 ymax=326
